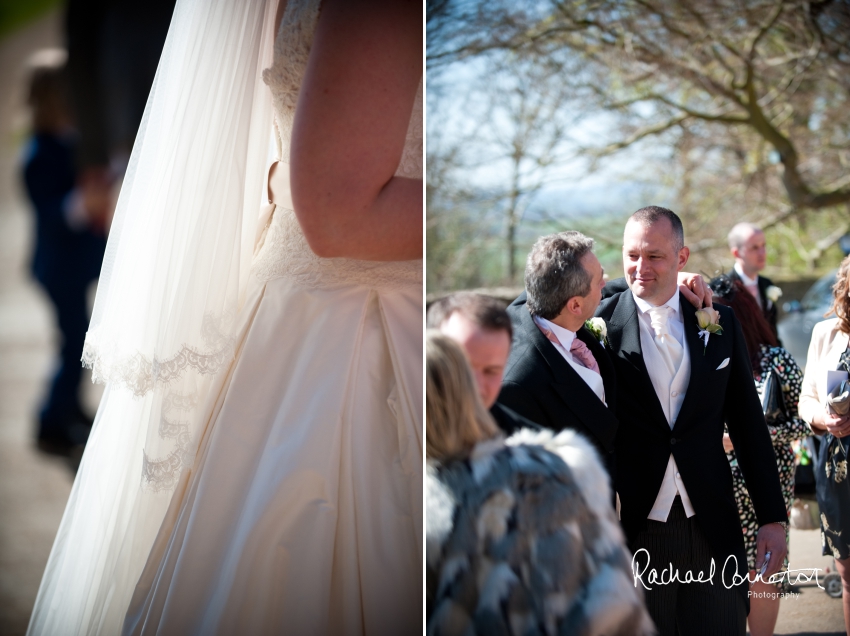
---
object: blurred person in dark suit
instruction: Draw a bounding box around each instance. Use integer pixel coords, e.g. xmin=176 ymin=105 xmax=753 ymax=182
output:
xmin=65 ymin=0 xmax=176 ymax=231
xmin=22 ymin=51 xmax=106 ymax=454
xmin=427 ymin=291 xmax=540 ymax=435
xmin=728 ymin=222 xmax=781 ymax=341
xmin=22 ymin=0 xmax=176 ymax=455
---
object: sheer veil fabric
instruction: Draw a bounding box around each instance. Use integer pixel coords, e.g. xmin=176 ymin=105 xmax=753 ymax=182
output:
xmin=27 ymin=1 xmax=277 ymax=632
xmin=28 ymin=0 xmax=422 ymax=632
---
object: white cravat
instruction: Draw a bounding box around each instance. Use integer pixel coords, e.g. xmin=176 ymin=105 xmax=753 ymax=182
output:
xmin=647 ymin=305 xmax=683 ymax=377
xmin=633 ymin=291 xmax=696 ymax=520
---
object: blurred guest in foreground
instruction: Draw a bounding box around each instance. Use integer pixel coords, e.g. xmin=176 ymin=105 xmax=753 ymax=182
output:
xmin=22 ymin=51 xmax=106 ymax=455
xmin=727 ymin=222 xmax=781 ymax=341
xmin=427 ymin=291 xmax=539 ymax=435
xmin=425 ymin=331 xmax=653 ymax=635
xmin=798 ymin=254 xmax=850 ymax=634
xmin=711 ymin=275 xmax=808 ymax=636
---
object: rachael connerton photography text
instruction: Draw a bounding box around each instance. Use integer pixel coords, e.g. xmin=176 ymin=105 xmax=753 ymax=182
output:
xmin=631 ymin=549 xmax=825 ymax=591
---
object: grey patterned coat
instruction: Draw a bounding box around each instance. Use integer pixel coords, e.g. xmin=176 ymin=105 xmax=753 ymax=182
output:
xmin=427 ymin=428 xmax=654 ymax=636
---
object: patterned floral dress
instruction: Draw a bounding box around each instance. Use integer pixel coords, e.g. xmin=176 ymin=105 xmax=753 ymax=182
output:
xmin=725 ymin=345 xmax=808 ymax=577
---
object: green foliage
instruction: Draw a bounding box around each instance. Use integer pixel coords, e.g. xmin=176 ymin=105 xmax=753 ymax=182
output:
xmin=0 ymin=0 xmax=61 ymax=40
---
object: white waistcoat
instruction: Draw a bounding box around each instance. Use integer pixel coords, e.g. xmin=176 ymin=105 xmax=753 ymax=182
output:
xmin=636 ymin=304 xmax=696 ymax=521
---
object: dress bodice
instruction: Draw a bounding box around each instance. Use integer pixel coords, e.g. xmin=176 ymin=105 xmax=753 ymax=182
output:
xmin=253 ymin=0 xmax=422 ymax=290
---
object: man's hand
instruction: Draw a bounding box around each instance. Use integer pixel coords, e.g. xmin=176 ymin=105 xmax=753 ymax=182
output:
xmin=78 ymin=166 xmax=113 ymax=234
xmin=755 ymin=522 xmax=788 ymax=580
xmin=722 ymin=433 xmax=734 ymax=453
xmin=677 ymin=272 xmax=712 ymax=308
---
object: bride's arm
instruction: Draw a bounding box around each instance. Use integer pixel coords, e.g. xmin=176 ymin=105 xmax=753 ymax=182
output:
xmin=289 ymin=0 xmax=422 ymax=261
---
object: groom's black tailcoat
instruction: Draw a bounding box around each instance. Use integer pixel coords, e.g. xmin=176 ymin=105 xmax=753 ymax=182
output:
xmin=596 ymin=284 xmax=787 ymax=600
xmin=500 ymin=291 xmax=619 ymax=479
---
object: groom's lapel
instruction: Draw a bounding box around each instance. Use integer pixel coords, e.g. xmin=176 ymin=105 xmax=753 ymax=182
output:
xmin=674 ymin=298 xmax=713 ymax=433
xmin=607 ymin=292 xmax=668 ymax=428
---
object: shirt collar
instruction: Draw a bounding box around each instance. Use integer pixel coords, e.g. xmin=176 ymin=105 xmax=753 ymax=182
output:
xmin=632 ymin=288 xmax=681 ymax=321
xmin=734 ymin=262 xmax=759 ymax=286
xmin=533 ymin=315 xmax=576 ymax=349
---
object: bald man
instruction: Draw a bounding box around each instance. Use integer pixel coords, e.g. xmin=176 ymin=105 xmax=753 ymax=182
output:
xmin=727 ymin=222 xmax=780 ymax=340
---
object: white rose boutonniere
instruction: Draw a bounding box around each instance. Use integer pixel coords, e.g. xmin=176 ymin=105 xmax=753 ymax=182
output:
xmin=585 ymin=317 xmax=608 ymax=347
xmin=766 ymin=285 xmax=783 ymax=304
xmin=695 ymin=307 xmax=723 ymax=354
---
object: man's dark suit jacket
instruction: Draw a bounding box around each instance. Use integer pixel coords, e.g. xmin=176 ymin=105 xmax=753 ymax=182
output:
xmin=490 ymin=401 xmax=541 ymax=436
xmin=500 ymin=291 xmax=619 ymax=478
xmin=728 ymin=268 xmax=780 ymax=340
xmin=596 ymin=286 xmax=787 ymax=600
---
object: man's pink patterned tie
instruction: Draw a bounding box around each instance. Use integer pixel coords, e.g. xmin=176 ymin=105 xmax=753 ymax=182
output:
xmin=570 ymin=338 xmax=600 ymax=374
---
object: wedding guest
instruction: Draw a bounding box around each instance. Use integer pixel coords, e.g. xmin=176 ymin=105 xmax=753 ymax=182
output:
xmin=425 ymin=331 xmax=653 ymax=635
xmin=22 ymin=52 xmax=106 ymax=455
xmin=711 ymin=275 xmax=808 ymax=636
xmin=727 ymin=222 xmax=781 ymax=340
xmin=798 ymin=253 xmax=850 ymax=635
xmin=427 ymin=292 xmax=539 ymax=435
xmin=500 ymin=232 xmax=620 ymax=477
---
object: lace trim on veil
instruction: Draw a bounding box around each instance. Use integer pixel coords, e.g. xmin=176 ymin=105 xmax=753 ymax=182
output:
xmin=141 ymin=392 xmax=199 ymax=492
xmin=81 ymin=312 xmax=235 ymax=397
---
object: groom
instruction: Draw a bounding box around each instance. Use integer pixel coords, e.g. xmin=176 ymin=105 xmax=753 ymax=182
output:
xmin=597 ymin=206 xmax=787 ymax=635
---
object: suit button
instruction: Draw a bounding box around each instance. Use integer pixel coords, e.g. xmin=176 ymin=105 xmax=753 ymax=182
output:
xmin=671 ymin=391 xmax=679 ymax=397
xmin=670 ymin=438 xmax=677 ymax=445
xmin=676 ymin=472 xmax=681 ymax=478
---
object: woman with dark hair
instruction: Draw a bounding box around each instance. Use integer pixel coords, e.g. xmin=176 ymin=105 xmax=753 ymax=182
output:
xmin=425 ymin=331 xmax=653 ymax=635
xmin=799 ymin=254 xmax=850 ymax=634
xmin=710 ymin=276 xmax=808 ymax=636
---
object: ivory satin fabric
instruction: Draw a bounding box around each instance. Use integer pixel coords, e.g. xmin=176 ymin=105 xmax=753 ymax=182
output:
xmin=124 ymin=274 xmax=422 ymax=635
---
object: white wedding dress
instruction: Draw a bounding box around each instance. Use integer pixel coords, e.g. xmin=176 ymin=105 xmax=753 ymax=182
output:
xmin=27 ymin=0 xmax=422 ymax=634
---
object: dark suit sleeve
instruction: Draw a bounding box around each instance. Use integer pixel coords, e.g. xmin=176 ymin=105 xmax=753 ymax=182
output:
xmin=722 ymin=310 xmax=787 ymax=526
xmin=602 ymin=277 xmax=628 ymax=299
xmin=498 ymin=381 xmax=549 ymax=432
xmin=23 ymin=143 xmax=70 ymax=226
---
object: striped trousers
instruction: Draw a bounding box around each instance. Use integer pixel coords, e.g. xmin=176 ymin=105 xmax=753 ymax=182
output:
xmin=629 ymin=497 xmax=746 ymax=636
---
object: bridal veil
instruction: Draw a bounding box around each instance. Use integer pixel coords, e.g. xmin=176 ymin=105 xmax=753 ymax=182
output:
xmin=27 ymin=0 xmax=281 ymax=632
